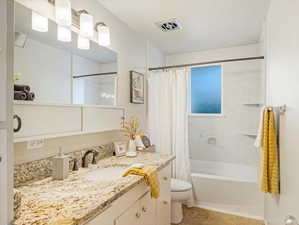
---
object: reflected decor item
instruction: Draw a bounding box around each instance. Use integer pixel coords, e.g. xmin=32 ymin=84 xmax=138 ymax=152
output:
xmin=79 ymin=11 xmax=94 ymax=38
xmin=77 ymin=35 xmax=90 ymax=50
xmin=96 ymin=22 xmax=111 ymax=46
xmin=55 ymin=0 xmax=72 ymax=26
xmin=57 ymin=25 xmax=72 ymax=42
xmin=130 ymin=71 xmax=144 ymax=104
xmin=32 ymin=11 xmax=48 ymax=32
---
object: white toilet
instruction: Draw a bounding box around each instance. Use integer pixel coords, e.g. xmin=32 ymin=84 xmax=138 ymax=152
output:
xmin=170 ymin=178 xmax=193 ymax=224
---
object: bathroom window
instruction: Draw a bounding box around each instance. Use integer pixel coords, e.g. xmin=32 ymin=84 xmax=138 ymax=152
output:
xmin=190 ymin=65 xmax=223 ymax=115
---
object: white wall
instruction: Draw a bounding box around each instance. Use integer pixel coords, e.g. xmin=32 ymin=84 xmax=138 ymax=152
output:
xmin=264 ymin=0 xmax=299 ymax=224
xmin=166 ymin=44 xmax=264 ymax=167
xmin=166 ymin=44 xmax=261 ymax=66
xmin=14 ymin=0 xmax=165 ymax=164
xmin=148 ymin=42 xmax=166 ymax=68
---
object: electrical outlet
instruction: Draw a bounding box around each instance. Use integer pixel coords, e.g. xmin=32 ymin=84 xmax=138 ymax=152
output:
xmin=27 ymin=139 xmax=44 ymax=149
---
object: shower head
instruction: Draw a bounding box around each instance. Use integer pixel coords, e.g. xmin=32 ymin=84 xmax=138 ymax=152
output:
xmin=15 ymin=32 xmax=27 ymax=48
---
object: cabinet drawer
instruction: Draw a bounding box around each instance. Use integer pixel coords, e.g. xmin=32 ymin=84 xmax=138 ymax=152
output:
xmin=14 ymin=104 xmax=81 ymax=138
xmin=140 ymin=192 xmax=155 ymax=225
xmin=115 ymin=197 xmax=140 ymax=225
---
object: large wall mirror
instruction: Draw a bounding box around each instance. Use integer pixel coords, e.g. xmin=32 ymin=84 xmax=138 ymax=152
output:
xmin=14 ymin=2 xmax=118 ymax=106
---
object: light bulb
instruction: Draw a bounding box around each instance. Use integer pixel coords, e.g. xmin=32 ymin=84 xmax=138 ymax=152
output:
xmin=77 ymin=36 xmax=90 ymax=50
xmin=79 ymin=12 xmax=94 ymax=38
xmin=97 ymin=23 xmax=110 ymax=46
xmin=32 ymin=11 xmax=48 ymax=32
xmin=55 ymin=0 xmax=72 ymax=26
xmin=57 ymin=25 xmax=71 ymax=42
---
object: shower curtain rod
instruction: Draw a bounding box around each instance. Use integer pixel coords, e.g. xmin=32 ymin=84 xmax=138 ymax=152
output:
xmin=73 ymin=72 xmax=117 ymax=79
xmin=148 ymin=56 xmax=264 ymax=71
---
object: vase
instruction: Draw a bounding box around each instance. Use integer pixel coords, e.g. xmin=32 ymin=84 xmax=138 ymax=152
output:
xmin=127 ymin=139 xmax=137 ymax=157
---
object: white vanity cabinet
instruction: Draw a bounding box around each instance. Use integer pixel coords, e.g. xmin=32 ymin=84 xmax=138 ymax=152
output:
xmin=13 ymin=102 xmax=125 ymax=142
xmin=156 ymin=165 xmax=171 ymax=225
xmin=82 ymin=106 xmax=124 ymax=133
xmin=86 ymin=164 xmax=171 ymax=225
xmin=115 ymin=191 xmax=155 ymax=225
xmin=14 ymin=103 xmax=82 ymax=140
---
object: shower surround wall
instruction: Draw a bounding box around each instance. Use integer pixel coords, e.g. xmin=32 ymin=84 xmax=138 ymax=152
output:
xmin=166 ymin=44 xmax=265 ymax=218
xmin=166 ymin=44 xmax=264 ymax=167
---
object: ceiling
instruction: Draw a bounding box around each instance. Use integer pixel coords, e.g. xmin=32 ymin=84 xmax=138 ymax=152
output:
xmin=97 ymin=0 xmax=270 ymax=54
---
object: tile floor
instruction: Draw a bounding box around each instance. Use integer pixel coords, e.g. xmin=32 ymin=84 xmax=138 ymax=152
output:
xmin=175 ymin=207 xmax=264 ymax=225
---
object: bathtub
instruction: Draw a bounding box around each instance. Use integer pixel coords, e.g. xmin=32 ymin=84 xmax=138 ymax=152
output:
xmin=190 ymin=160 xmax=264 ymax=219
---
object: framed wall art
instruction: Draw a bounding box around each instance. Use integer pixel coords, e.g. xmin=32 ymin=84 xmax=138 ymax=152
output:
xmin=130 ymin=71 xmax=144 ymax=104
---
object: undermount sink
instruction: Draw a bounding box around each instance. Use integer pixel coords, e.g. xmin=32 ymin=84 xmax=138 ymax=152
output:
xmin=83 ymin=167 xmax=128 ymax=182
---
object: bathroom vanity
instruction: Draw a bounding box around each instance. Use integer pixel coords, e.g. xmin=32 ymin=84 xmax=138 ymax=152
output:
xmin=13 ymin=153 xmax=174 ymax=225
xmin=87 ymin=161 xmax=171 ymax=225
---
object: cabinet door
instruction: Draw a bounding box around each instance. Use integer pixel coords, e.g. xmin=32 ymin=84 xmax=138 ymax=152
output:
xmin=115 ymin=199 xmax=140 ymax=225
xmin=82 ymin=106 xmax=124 ymax=133
xmin=14 ymin=104 xmax=82 ymax=138
xmin=156 ymin=165 xmax=171 ymax=225
xmin=139 ymin=192 xmax=156 ymax=225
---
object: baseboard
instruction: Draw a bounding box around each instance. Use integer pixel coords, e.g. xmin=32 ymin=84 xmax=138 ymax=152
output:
xmin=194 ymin=203 xmax=265 ymax=221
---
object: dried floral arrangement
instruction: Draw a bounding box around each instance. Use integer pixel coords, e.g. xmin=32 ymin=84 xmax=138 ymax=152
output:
xmin=121 ymin=116 xmax=143 ymax=140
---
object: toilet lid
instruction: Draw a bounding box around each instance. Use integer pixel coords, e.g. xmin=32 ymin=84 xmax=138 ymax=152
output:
xmin=171 ymin=179 xmax=192 ymax=192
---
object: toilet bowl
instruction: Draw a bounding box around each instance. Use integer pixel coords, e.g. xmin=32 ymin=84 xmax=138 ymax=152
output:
xmin=171 ymin=178 xmax=192 ymax=224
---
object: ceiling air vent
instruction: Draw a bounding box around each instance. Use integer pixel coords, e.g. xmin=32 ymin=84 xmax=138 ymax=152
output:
xmin=155 ymin=18 xmax=182 ymax=32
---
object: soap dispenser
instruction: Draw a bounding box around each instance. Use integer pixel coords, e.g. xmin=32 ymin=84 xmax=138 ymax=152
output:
xmin=52 ymin=147 xmax=69 ymax=180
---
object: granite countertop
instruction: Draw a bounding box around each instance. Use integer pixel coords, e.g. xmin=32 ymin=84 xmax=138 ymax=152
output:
xmin=13 ymin=152 xmax=175 ymax=225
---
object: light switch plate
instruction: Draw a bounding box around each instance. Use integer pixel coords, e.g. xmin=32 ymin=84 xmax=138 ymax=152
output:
xmin=27 ymin=139 xmax=44 ymax=149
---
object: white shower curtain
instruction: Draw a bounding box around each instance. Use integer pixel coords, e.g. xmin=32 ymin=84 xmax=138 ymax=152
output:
xmin=148 ymin=68 xmax=191 ymax=182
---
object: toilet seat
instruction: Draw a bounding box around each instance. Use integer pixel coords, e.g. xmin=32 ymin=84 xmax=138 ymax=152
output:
xmin=171 ymin=178 xmax=192 ymax=192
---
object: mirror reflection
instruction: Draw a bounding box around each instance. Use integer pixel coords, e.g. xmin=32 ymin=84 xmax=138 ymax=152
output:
xmin=14 ymin=2 xmax=118 ymax=105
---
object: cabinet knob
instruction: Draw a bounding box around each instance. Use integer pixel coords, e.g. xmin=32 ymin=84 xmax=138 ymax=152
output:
xmin=163 ymin=201 xmax=168 ymax=205
xmin=135 ymin=212 xmax=141 ymax=218
xmin=142 ymin=206 xmax=147 ymax=212
xmin=163 ymin=177 xmax=168 ymax=181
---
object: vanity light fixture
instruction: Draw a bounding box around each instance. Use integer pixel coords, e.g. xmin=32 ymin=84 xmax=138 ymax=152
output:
xmin=77 ymin=35 xmax=90 ymax=50
xmin=57 ymin=25 xmax=72 ymax=42
xmin=79 ymin=10 xmax=94 ymax=38
xmin=96 ymin=22 xmax=110 ymax=46
xmin=32 ymin=11 xmax=48 ymax=32
xmin=55 ymin=0 xmax=72 ymax=26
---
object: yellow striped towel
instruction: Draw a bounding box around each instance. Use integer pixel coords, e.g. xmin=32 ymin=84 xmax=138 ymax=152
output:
xmin=123 ymin=166 xmax=160 ymax=198
xmin=260 ymin=108 xmax=280 ymax=195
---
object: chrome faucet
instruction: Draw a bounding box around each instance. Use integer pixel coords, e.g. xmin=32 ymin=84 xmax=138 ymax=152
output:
xmin=82 ymin=150 xmax=99 ymax=168
xmin=70 ymin=158 xmax=79 ymax=171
